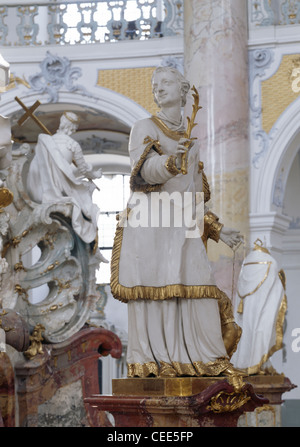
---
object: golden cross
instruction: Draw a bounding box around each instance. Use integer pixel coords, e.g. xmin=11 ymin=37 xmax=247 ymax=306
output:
xmin=15 ymin=96 xmax=52 ymax=135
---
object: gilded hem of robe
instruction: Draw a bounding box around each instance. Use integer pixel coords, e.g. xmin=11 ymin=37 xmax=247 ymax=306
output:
xmin=245 ymin=294 xmax=287 ymax=375
xmin=111 ymin=220 xmax=227 ymax=303
xmin=127 ymin=357 xmax=231 ymax=378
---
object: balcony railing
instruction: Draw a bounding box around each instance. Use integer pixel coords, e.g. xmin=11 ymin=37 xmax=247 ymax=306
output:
xmin=249 ymin=0 xmax=300 ymax=27
xmin=0 ymin=0 xmax=183 ymax=46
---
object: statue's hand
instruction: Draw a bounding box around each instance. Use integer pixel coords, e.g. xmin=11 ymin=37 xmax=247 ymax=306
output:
xmin=87 ymin=168 xmax=102 ymax=180
xmin=92 ymin=168 xmax=102 ymax=179
xmin=175 ymin=138 xmax=194 ymax=169
xmin=220 ymin=227 xmax=243 ymax=249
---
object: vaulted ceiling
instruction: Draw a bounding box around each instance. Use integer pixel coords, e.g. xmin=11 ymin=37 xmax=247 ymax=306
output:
xmin=10 ymin=102 xmax=131 ymax=157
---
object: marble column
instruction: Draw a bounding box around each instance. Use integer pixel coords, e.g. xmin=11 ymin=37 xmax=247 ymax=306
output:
xmin=184 ymin=0 xmax=250 ymax=299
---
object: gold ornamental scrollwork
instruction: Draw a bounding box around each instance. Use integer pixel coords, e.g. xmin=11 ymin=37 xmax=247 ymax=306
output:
xmin=24 ymin=323 xmax=45 ymax=360
xmin=54 ymin=278 xmax=71 ymax=293
xmin=9 ymin=226 xmax=33 ymax=249
xmin=207 ymin=390 xmax=251 ymax=414
xmin=15 ymin=284 xmax=29 ymax=303
xmin=14 ymin=261 xmax=27 ymax=272
xmin=0 ymin=187 xmax=13 ymax=210
xmin=40 ymin=261 xmax=60 ymax=275
xmin=40 ymin=230 xmax=58 ymax=250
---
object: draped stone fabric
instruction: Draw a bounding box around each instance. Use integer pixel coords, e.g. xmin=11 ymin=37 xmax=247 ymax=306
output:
xmin=111 ymin=115 xmax=232 ymax=377
xmin=232 ymin=246 xmax=287 ymax=374
xmin=27 ymin=132 xmax=100 ymax=244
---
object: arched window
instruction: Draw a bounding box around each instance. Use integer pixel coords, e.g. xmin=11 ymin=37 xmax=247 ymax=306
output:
xmin=93 ymin=173 xmax=130 ymax=284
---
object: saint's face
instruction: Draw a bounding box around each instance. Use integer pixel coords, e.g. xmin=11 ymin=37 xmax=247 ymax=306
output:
xmin=64 ymin=122 xmax=77 ymax=136
xmin=152 ymin=71 xmax=182 ymax=108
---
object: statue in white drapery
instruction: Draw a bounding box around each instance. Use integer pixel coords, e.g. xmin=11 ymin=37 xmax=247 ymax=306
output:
xmin=111 ymin=66 xmax=244 ymax=378
xmin=26 ymin=112 xmax=102 ymax=245
xmin=0 ymin=58 xmax=107 ymax=343
xmin=231 ymin=239 xmax=287 ymax=375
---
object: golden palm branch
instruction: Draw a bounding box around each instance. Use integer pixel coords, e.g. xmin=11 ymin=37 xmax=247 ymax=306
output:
xmin=181 ymin=85 xmax=202 ymax=175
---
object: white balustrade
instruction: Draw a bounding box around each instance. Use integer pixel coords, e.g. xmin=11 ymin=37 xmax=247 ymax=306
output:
xmin=0 ymin=0 xmax=183 ymax=46
xmin=249 ymin=0 xmax=300 ymax=28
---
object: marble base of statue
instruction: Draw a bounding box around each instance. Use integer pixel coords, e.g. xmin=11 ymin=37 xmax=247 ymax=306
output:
xmin=13 ymin=327 xmax=121 ymax=427
xmin=85 ymin=376 xmax=269 ymax=428
xmin=0 ymin=352 xmax=15 ymax=427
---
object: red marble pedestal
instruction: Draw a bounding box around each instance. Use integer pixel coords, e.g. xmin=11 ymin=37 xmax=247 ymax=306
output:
xmin=238 ymin=375 xmax=297 ymax=427
xmin=85 ymin=377 xmax=269 ymax=427
xmin=246 ymin=375 xmax=296 ymax=405
xmin=14 ymin=327 xmax=122 ymax=427
xmin=0 ymin=352 xmax=15 ymax=427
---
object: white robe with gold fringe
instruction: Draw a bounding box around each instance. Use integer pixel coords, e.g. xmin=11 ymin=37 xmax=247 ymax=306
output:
xmin=111 ymin=115 xmax=234 ymax=377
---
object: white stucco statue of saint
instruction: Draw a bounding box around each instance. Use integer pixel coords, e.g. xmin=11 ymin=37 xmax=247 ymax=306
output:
xmin=111 ymin=66 xmax=244 ymax=378
xmin=27 ymin=112 xmax=102 ymax=245
xmin=231 ymin=239 xmax=287 ymax=375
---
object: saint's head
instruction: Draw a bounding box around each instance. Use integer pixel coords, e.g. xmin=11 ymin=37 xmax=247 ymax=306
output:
xmin=151 ymin=66 xmax=190 ymax=109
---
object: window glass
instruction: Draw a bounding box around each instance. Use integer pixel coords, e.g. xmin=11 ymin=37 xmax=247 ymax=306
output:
xmin=93 ymin=174 xmax=130 ymax=283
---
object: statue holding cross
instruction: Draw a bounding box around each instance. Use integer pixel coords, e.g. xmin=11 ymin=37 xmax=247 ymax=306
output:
xmin=15 ymin=97 xmax=103 ymax=246
xmin=0 ymin=93 xmax=107 ymax=343
xmin=15 ymin=97 xmax=52 ymax=136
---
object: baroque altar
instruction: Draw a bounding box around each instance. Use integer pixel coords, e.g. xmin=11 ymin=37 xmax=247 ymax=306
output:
xmin=0 ymin=54 xmax=122 ymax=427
xmin=85 ymin=65 xmax=296 ymax=428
